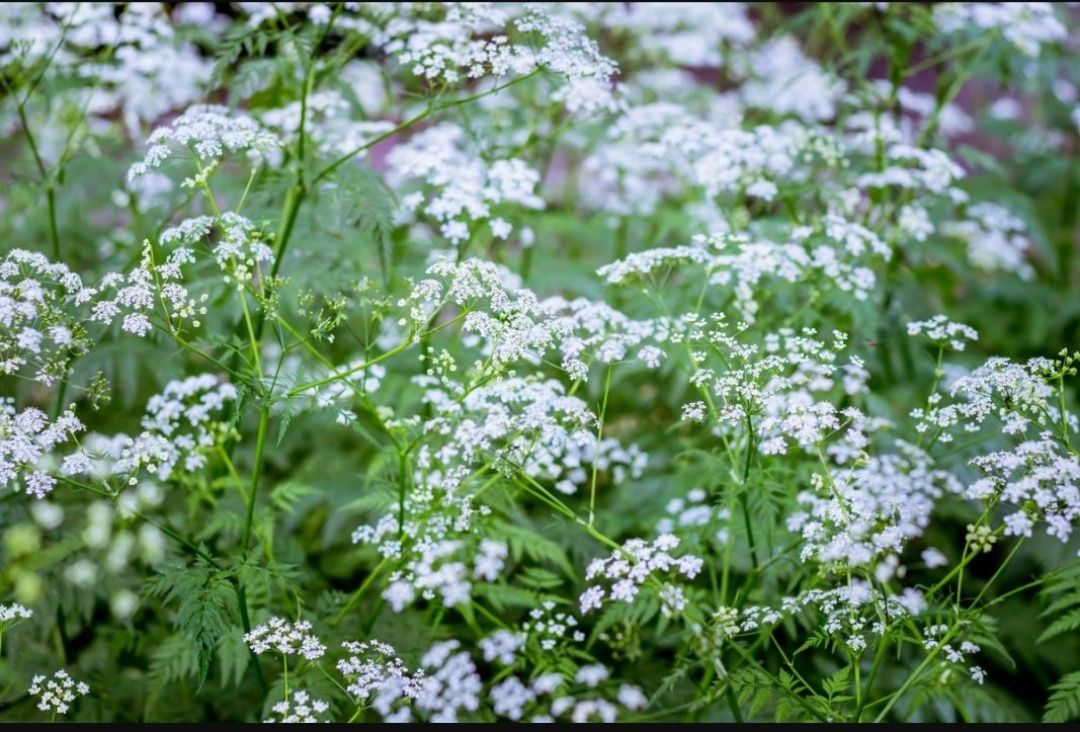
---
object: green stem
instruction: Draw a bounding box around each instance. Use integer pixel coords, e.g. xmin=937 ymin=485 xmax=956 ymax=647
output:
xmin=269 ymin=185 xmax=305 ymax=281
xmin=739 ymin=415 xmax=760 ymax=570
xmin=588 ymin=364 xmax=613 ymax=526
xmin=287 ymin=334 xmax=415 ymax=396
xmin=242 ymin=406 xmax=271 ymax=555
xmin=332 ymin=556 xmax=390 ymax=626
xmin=397 ymin=449 xmax=409 ymax=540
xmin=852 ymin=632 xmax=890 ymax=721
xmin=314 ymin=69 xmax=542 ymax=184
xmin=235 ymin=583 xmax=268 ymax=692
xmin=723 ymin=685 xmax=744 ymax=723
xmin=46 ymin=185 xmax=60 ymax=260
xmin=872 ymin=625 xmax=957 ymax=722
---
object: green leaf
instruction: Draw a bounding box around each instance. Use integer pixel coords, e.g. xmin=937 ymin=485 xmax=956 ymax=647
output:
xmin=1044 ymin=671 xmax=1080 ymax=722
xmin=493 ymin=522 xmax=577 ymax=579
xmin=217 ymin=628 xmax=250 ymax=689
xmin=145 ymin=561 xmax=238 ymax=685
xmin=270 ymin=480 xmax=321 ymax=514
xmin=517 ymin=566 xmax=565 ymax=590
xmin=1038 ymin=607 xmax=1080 ymax=644
xmin=474 ymin=583 xmax=541 ymax=612
xmin=148 ymin=632 xmax=198 ymax=692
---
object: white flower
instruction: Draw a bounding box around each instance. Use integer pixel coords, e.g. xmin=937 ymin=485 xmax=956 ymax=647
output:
xmin=907 ymin=315 xmax=978 ymax=351
xmin=0 ymin=602 xmax=33 ymax=625
xmin=244 ymin=617 xmax=326 ymax=660
xmin=128 ymin=104 xmax=281 ymax=180
xmin=29 ymin=669 xmax=89 ymax=716
xmin=479 ymin=630 xmax=525 ymax=666
xmin=574 ymin=664 xmax=610 ymax=688
xmin=265 ymin=689 xmax=331 ymax=723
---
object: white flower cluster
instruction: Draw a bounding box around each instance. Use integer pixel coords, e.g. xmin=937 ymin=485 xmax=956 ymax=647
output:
xmin=260 ymin=90 xmax=395 ymax=161
xmin=478 ymin=629 xmax=525 ymax=666
xmin=161 ymin=213 xmax=274 ymax=286
xmin=243 ymin=616 xmax=327 ymax=660
xmin=0 ymin=4 xmax=211 ymax=137
xmin=372 ymin=532 xmax=506 ymax=613
xmin=579 ymin=534 xmax=703 ymax=617
xmin=351 ymin=405 xmax=515 ymax=611
xmin=0 ymin=400 xmax=84 ymax=499
xmin=907 ymin=316 xmax=979 ymax=351
xmin=546 ymin=296 xmax=669 ymax=379
xmin=741 ymin=36 xmax=845 ymax=122
xmin=933 ymin=2 xmax=1066 ymax=57
xmin=656 ymin=487 xmax=730 ymax=545
xmin=127 ymin=105 xmax=281 ymax=181
xmin=789 ymin=441 xmax=964 ymax=569
xmin=406 ymin=259 xmax=667 ymax=377
xmin=579 ymin=103 xmax=819 ymax=219
xmin=29 ymin=669 xmax=89 ymax=716
xmin=521 ymin=601 xmax=586 ymax=652
xmin=92 ymin=240 xmax=207 ymax=338
xmin=598 ymin=216 xmax=889 ymax=324
xmin=336 ymin=634 xmax=642 ymax=723
xmin=490 ymin=668 xmax=647 ymax=723
xmin=855 ymin=144 xmax=966 ymax=195
xmin=942 ymin=203 xmax=1034 ymax=280
xmin=969 ymin=435 xmax=1080 ymax=545
xmin=388 ymin=123 xmax=543 ymax=245
xmin=922 ymin=624 xmax=987 ymax=685
xmin=674 ymin=321 xmax=864 ymax=456
xmin=383 ymin=639 xmax=482 ymax=723
xmin=570 ymin=3 xmax=755 ymax=68
xmin=597 ymin=244 xmax=714 ymax=285
xmin=368 ymin=2 xmax=615 ymax=86
xmin=265 ymin=690 xmax=330 ymax=723
xmin=336 ymin=639 xmax=414 ymax=708
xmin=735 ymin=580 xmax=930 ymax=656
xmin=914 ymin=357 xmax=1061 ymax=440
xmin=1 ymin=249 xmax=96 ymax=384
xmin=109 ymin=374 xmax=238 ymax=481
xmin=0 ymin=602 xmax=32 ymax=626
xmin=724 ymin=219 xmax=887 ymax=318
xmin=419 ymin=375 xmax=643 ymax=494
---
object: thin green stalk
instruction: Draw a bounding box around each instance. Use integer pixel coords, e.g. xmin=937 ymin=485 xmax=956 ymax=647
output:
xmin=739 ymin=415 xmax=760 ymax=570
xmin=333 ymin=556 xmax=391 ymax=626
xmin=287 ymin=334 xmax=416 ymax=396
xmin=268 ymin=184 xmax=305 ymax=280
xmin=723 ymin=686 xmax=744 ymax=723
xmin=241 ymin=406 xmax=271 ymax=555
xmin=238 ymin=287 xmax=264 ymax=378
xmin=46 ymin=186 xmax=60 ymax=259
xmin=218 ymin=447 xmax=250 ymax=502
xmin=397 ymin=449 xmax=409 ymax=540
xmin=872 ymin=625 xmax=957 ymax=722
xmin=0 ymin=72 xmax=60 ymax=259
xmin=235 ymin=583 xmax=269 ymax=692
xmin=314 ymin=69 xmax=542 ymax=184
xmin=588 ymin=364 xmax=613 ymax=526
xmin=971 ymin=538 xmax=1025 ymax=607
xmin=852 ymin=632 xmax=890 ymax=721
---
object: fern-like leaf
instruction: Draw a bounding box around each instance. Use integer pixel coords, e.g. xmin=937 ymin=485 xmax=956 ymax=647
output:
xmin=1044 ymin=671 xmax=1080 ymax=722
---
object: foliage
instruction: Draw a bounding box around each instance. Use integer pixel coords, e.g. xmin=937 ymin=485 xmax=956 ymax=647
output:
xmin=0 ymin=1 xmax=1079 ymax=724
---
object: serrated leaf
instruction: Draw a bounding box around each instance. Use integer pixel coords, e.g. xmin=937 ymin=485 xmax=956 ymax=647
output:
xmin=1038 ymin=607 xmax=1080 ymax=644
xmin=493 ymin=522 xmax=577 ymax=579
xmin=217 ymin=627 xmax=250 ymax=689
xmin=1044 ymin=671 xmax=1080 ymax=722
